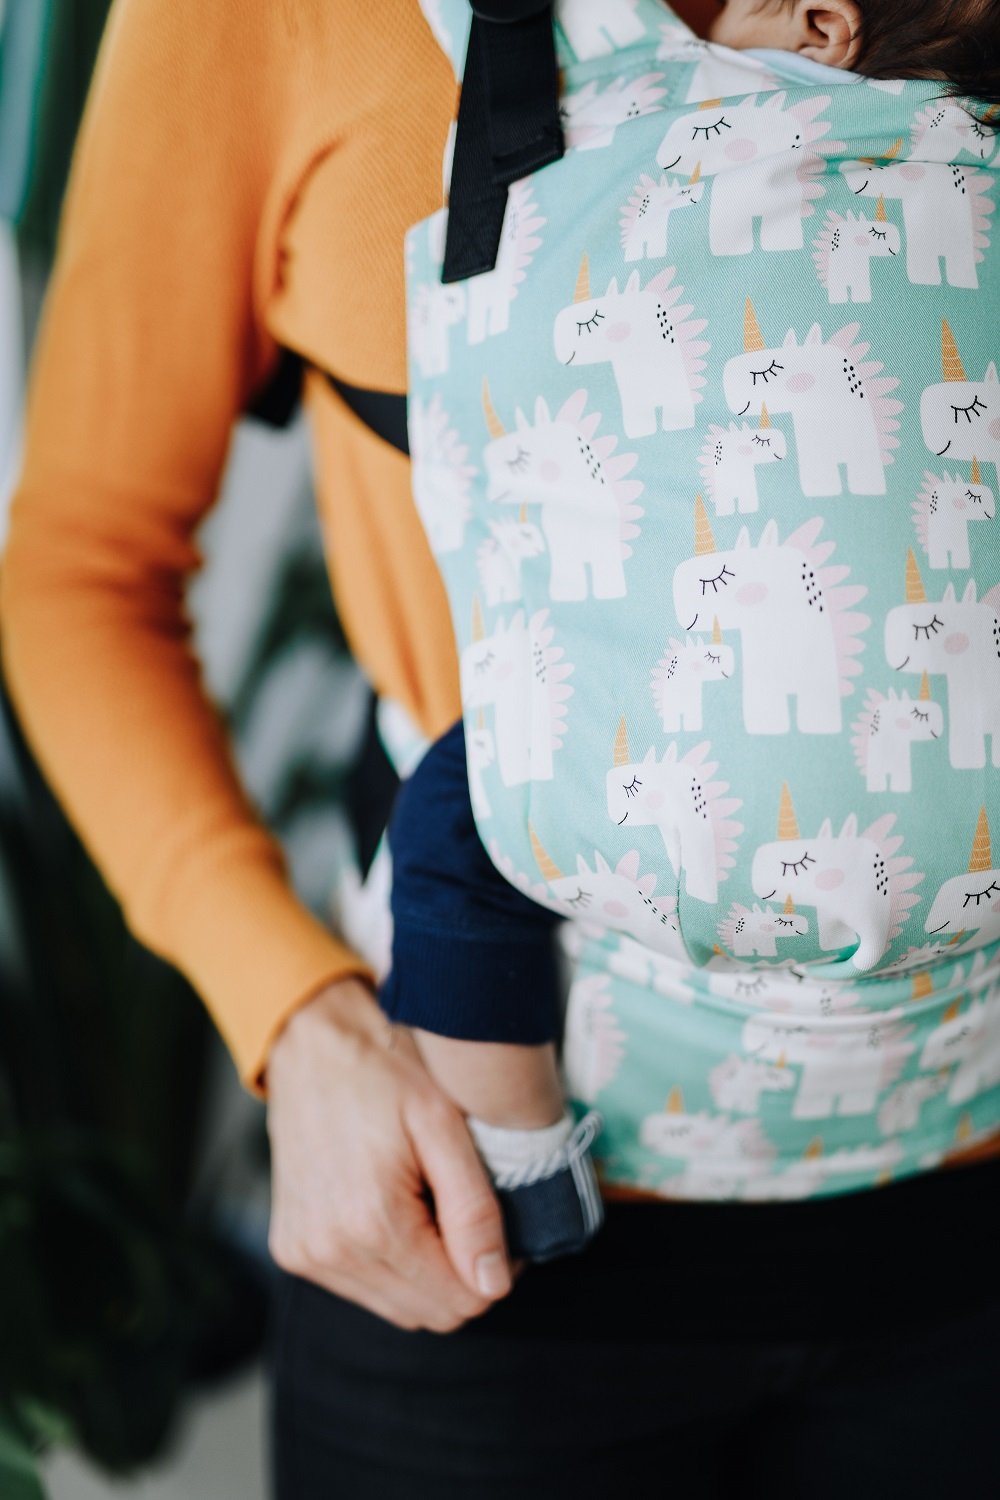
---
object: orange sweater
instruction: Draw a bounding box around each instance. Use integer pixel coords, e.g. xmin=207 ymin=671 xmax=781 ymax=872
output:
xmin=6 ymin=0 xmax=1000 ymax=1177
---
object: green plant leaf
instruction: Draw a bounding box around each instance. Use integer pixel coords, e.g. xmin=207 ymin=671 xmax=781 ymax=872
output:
xmin=0 ymin=1407 xmax=48 ymax=1500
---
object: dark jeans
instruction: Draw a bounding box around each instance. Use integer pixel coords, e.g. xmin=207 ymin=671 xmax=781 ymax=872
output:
xmin=269 ymin=1159 xmax=1000 ymax=1498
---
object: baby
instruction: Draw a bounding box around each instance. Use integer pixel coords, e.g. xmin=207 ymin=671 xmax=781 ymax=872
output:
xmin=382 ymin=0 xmax=1000 ymax=1261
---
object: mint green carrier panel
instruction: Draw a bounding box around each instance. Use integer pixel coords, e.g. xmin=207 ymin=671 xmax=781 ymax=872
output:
xmin=406 ymin=1 xmax=1000 ymax=1197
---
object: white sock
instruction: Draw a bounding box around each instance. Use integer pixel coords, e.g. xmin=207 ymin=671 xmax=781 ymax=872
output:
xmin=467 ymin=1110 xmax=576 ymax=1190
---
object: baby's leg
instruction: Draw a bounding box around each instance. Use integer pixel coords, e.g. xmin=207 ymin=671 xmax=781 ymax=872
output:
xmin=410 ymin=1030 xmax=564 ymax=1130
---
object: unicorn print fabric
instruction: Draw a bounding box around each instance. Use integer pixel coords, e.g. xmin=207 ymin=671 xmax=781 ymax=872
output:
xmin=405 ymin=0 xmax=1000 ymax=1200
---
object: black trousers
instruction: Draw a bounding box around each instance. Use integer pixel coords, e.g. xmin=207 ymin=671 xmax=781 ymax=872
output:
xmin=270 ymin=1157 xmax=1000 ymax=1499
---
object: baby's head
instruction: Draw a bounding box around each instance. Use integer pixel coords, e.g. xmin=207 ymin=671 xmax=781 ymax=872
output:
xmin=708 ymin=1 xmax=1000 ymax=104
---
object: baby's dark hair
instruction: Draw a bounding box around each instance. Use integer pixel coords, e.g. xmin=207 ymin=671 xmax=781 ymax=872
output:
xmin=850 ymin=0 xmax=1000 ymax=106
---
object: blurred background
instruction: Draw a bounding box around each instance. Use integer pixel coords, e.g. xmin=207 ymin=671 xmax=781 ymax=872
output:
xmin=1 ymin=3 xmax=382 ymax=1493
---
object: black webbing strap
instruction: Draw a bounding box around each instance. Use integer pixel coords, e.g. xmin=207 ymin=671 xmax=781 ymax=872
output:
xmin=324 ymin=370 xmax=409 ymax=455
xmin=442 ymin=1 xmax=563 ymax=284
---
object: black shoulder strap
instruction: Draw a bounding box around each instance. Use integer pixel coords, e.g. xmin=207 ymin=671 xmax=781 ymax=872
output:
xmin=442 ymin=1 xmax=563 ymax=283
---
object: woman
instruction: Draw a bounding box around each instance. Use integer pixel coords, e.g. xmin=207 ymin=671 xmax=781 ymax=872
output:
xmin=3 ymin=1 xmax=999 ymax=1494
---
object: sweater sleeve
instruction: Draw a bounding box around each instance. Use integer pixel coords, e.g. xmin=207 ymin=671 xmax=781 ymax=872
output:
xmin=0 ymin=0 xmax=372 ymax=1091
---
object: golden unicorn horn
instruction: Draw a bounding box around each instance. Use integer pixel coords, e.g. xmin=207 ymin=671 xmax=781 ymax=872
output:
xmin=476 ymin=707 xmax=485 ymax=731
xmin=482 ymin=378 xmax=505 ymax=438
xmin=699 ymin=98 xmax=723 ymax=110
xmin=777 ymin=783 xmax=800 ymax=841
xmin=471 ymin=593 xmax=485 ymax=642
xmin=689 ymin=161 xmax=702 ymax=185
xmin=666 ymin=1087 xmax=685 ymax=1114
xmin=971 ymin=456 xmax=982 ymax=486
xmin=905 ymin=548 xmax=927 ymax=605
xmin=518 ymin=501 xmax=528 ymax=524
xmin=744 ymin=297 xmax=766 ymax=354
xmin=956 ymin=1112 xmax=974 ymax=1143
xmin=919 ymin=671 xmax=931 ymax=701
xmin=981 ymin=103 xmax=1000 ymax=124
xmin=573 ymin=253 xmax=592 ymax=304
xmin=529 ymin=822 xmax=562 ymax=882
xmin=942 ymin=999 xmax=962 ymax=1024
xmin=804 ymin=1138 xmax=824 ymax=1161
xmin=875 ymin=195 xmax=887 ymax=223
xmin=942 ymin=320 xmax=967 ymax=382
xmin=969 ymin=806 xmax=992 ymax=874
xmin=694 ymin=494 xmax=716 ymax=556
xmin=784 ymin=893 xmax=795 ymax=915
xmin=712 ymin=615 xmax=722 ymax=644
xmin=759 ymin=402 xmax=771 ymax=429
xmin=911 ymin=971 xmax=934 ymax=1002
xmin=613 ymin=715 xmax=630 ymax=768
xmin=884 ymin=137 xmax=904 ymax=160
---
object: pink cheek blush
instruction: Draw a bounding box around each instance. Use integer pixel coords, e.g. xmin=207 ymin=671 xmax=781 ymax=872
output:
xmin=605 ymin=321 xmax=631 ymax=343
xmin=786 ymin=372 xmax=816 ymax=393
xmin=815 ymin=868 xmax=845 ymax=892
xmin=603 ymin=900 xmax=629 ymax=919
xmin=900 ymin=164 xmax=925 ymax=181
xmin=989 ymin=417 xmax=1000 ymax=439
xmin=953 ymin=496 xmax=968 ymax=511
xmin=539 ymin=460 xmax=561 ymax=483
xmin=495 ymin=661 xmax=514 ymax=681
xmin=726 ymin=138 xmax=757 ymax=163
xmin=736 ymin=582 xmax=768 ymax=607
xmin=644 ymin=789 xmax=666 ymax=811
xmin=944 ymin=633 xmax=970 ymax=655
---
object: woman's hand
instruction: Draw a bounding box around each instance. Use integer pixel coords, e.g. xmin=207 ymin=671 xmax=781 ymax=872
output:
xmin=266 ymin=977 xmax=514 ymax=1331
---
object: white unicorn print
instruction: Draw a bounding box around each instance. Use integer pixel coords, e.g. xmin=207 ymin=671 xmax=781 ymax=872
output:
xmin=605 ymin=722 xmax=743 ymax=904
xmin=464 ymin=180 xmax=545 ymax=345
xmin=656 ymin=92 xmax=836 ymax=256
xmin=408 ymin=280 xmax=465 ymax=379
xmin=619 ymin=169 xmax=705 ymax=262
xmin=751 ymin=785 xmax=923 ymax=971
xmin=841 ymin=125 xmax=995 ymax=290
xmin=650 ymin=621 xmax=735 ymax=733
xmin=481 ymin=385 xmax=643 ymax=601
xmin=909 ymin=100 xmax=998 ymax=166
xmin=605 ymin=936 xmax=695 ymax=998
xmin=741 ymin=1139 xmax=905 ymax=1198
xmin=849 ymin=680 xmax=944 ymax=794
xmin=552 ymin=260 xmax=709 ymax=438
xmin=812 ymin=203 xmax=902 ymax=305
xmin=884 ymin=551 xmax=1000 ymax=770
xmin=877 ymin=1074 xmax=949 ymax=1136
xmin=528 ymin=829 xmax=685 ymax=958
xmin=672 ymin=506 xmax=870 ymax=736
xmin=697 ymin=409 xmax=787 ymax=516
xmin=460 ymin=602 xmax=573 ymax=786
xmin=640 ymin=1088 xmax=776 ymax=1186
xmin=723 ymin=304 xmax=902 ymax=497
xmin=920 ymin=322 xmax=1000 ymax=477
xmin=705 ymin=963 xmax=863 ymax=1018
xmin=558 ymin=0 xmax=645 ymax=61
xmin=718 ymin=898 xmax=809 ymax=958
xmin=409 ymin=393 xmax=475 ymax=555
xmin=560 ymin=72 xmax=666 ymax=152
xmin=467 ymin=712 xmax=496 ymax=822
xmin=655 ymin=30 xmax=780 ymax=104
xmin=475 ymin=510 xmax=546 ymax=606
xmin=919 ymin=990 xmax=1000 ymax=1107
xmin=912 ymin=461 xmax=995 ymax=570
xmin=923 ymin=809 xmax=1000 ymax=948
xmin=709 ymin=1055 xmax=796 ymax=1114
xmin=562 ymin=973 xmax=627 ymax=1105
xmin=742 ymin=1009 xmax=916 ymax=1119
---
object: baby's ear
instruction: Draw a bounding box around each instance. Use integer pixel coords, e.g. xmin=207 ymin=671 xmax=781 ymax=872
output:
xmin=794 ymin=1 xmax=864 ymax=71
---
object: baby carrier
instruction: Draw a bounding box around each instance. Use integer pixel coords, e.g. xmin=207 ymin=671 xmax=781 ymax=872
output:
xmin=402 ymin=0 xmax=1000 ymax=1198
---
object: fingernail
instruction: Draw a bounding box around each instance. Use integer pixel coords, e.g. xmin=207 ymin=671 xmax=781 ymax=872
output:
xmin=475 ymin=1251 xmax=510 ymax=1297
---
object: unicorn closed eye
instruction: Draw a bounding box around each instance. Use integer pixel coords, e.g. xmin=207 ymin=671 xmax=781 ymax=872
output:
xmin=619 ymin=168 xmax=705 ymax=262
xmin=723 ymin=301 xmax=902 ymax=497
xmin=655 ymin=92 xmax=836 ymax=257
xmin=923 ymin=808 xmax=1000 ymax=949
xmin=697 ymin=407 xmax=787 ymax=517
xmin=912 ymin=460 xmax=996 ymax=571
xmin=650 ymin=618 xmax=735 ymax=734
xmin=528 ymin=827 xmax=683 ymax=958
xmin=920 ymin=321 xmax=1000 ymax=478
xmin=812 ymin=202 xmax=901 ymax=305
xmin=840 ymin=127 xmax=995 ymax=291
xmin=605 ymin=721 xmax=742 ymax=905
xmin=460 ymin=599 xmax=573 ymax=787
xmin=750 ymin=784 xmax=923 ymax=971
xmin=552 ymin=258 xmax=709 ymax=439
xmin=671 ymin=502 xmax=870 ymax=737
xmin=717 ymin=896 xmax=809 ymax=958
xmin=883 ymin=550 xmax=1000 ymax=771
xmin=849 ymin=678 xmax=944 ymax=794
